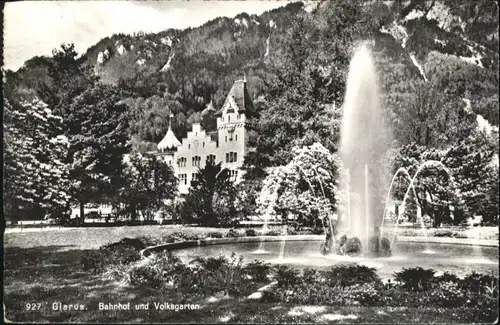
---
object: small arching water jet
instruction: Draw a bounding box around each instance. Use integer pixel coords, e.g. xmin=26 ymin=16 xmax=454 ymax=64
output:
xmin=380 ymin=167 xmax=418 ymax=230
xmin=255 ymin=172 xmax=282 ymax=254
xmin=389 ymin=160 xmax=456 ymax=248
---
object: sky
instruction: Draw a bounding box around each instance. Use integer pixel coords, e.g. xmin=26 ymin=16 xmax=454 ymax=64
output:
xmin=3 ymin=0 xmax=288 ymax=71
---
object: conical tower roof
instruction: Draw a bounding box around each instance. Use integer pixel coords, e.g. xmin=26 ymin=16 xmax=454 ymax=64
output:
xmin=157 ymin=114 xmax=181 ymax=152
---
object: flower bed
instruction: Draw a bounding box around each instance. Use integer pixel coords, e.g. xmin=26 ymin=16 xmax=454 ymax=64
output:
xmin=263 ymin=265 xmax=499 ymax=323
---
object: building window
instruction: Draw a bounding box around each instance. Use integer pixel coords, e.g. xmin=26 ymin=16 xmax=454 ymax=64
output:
xmin=192 ymin=156 xmax=201 ymax=167
xmin=192 ymin=173 xmax=198 ymax=182
xmin=169 ymin=160 xmax=172 ymax=165
xmin=235 ymin=134 xmax=238 ymax=141
xmin=179 ymin=174 xmax=187 ymax=185
xmin=178 ymin=157 xmax=187 ymax=167
xmin=203 ymin=142 xmax=205 ymax=147
xmin=207 ymin=154 xmax=216 ymax=165
xmin=230 ymin=170 xmax=238 ymax=181
xmin=226 ymin=152 xmax=237 ymax=163
xmin=225 ymin=136 xmax=227 ymax=142
xmin=228 ymin=116 xmax=231 ymax=123
xmin=188 ymin=144 xmax=191 ymax=149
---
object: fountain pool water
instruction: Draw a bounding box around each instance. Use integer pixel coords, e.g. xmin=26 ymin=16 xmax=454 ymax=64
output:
xmin=173 ymin=240 xmax=498 ymax=280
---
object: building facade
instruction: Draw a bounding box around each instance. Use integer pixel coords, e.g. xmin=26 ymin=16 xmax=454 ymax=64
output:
xmin=156 ymin=78 xmax=255 ymax=194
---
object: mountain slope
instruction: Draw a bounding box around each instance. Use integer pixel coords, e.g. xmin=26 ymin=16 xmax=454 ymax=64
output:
xmin=5 ymin=0 xmax=498 ymax=147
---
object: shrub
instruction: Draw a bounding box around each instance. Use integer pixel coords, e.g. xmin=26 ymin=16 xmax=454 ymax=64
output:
xmin=454 ymin=232 xmax=468 ymax=239
xmin=428 ymin=281 xmax=467 ymax=307
xmin=322 ymin=264 xmax=382 ymax=288
xmin=379 ymin=287 xmax=420 ymax=307
xmin=244 ymin=228 xmax=257 ymax=237
xmin=274 ymin=265 xmax=300 ymax=287
xmin=433 ymin=229 xmax=454 ymax=237
xmin=81 ymin=240 xmax=142 ymax=274
xmin=461 ymin=272 xmax=499 ymax=293
xmin=302 ymin=268 xmax=320 ymax=284
xmin=264 ymin=229 xmax=282 ymax=236
xmin=471 ymin=296 xmax=499 ymax=322
xmin=161 ymin=232 xmax=192 ymax=243
xmin=225 ymin=228 xmax=241 ymax=238
xmin=299 ymin=228 xmax=314 ymax=235
xmin=187 ymin=253 xmax=252 ymax=297
xmin=435 ymin=271 xmax=461 ymax=285
xmin=190 ymin=255 xmax=232 ymax=272
xmin=261 ymin=290 xmax=281 ymax=302
xmin=103 ymin=263 xmax=130 ymax=282
xmin=394 ymin=267 xmax=436 ymax=291
xmin=124 ymin=252 xmax=184 ymax=289
xmin=311 ymin=227 xmax=325 ymax=235
xmin=207 ymin=231 xmax=224 ymax=238
xmin=102 ymin=236 xmax=155 ymax=250
xmin=343 ymin=283 xmax=381 ymax=306
xmin=243 ymin=260 xmax=271 ymax=282
xmin=128 ymin=263 xmax=164 ymax=288
xmin=286 ymin=226 xmax=298 ymax=235
xmin=272 ymin=283 xmax=341 ymax=305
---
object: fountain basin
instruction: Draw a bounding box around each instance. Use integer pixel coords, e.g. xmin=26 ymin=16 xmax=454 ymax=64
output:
xmin=141 ymin=235 xmax=498 ymax=280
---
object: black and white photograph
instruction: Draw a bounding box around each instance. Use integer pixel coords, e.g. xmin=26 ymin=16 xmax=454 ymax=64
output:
xmin=2 ymin=0 xmax=499 ymax=323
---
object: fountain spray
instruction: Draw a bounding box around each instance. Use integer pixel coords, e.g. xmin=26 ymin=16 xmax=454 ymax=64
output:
xmin=339 ymin=42 xmax=392 ymax=252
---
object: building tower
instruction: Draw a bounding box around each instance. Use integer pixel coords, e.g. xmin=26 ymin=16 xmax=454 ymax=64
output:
xmin=214 ymin=76 xmax=256 ymax=183
xmin=157 ymin=113 xmax=181 ymax=166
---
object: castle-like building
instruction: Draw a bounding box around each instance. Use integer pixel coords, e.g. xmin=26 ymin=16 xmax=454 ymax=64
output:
xmin=156 ymin=78 xmax=255 ymax=194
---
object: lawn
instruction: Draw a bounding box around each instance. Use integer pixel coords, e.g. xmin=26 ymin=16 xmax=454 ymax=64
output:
xmin=4 ymin=226 xmax=498 ymax=323
xmin=4 ymin=225 xmax=234 ymax=250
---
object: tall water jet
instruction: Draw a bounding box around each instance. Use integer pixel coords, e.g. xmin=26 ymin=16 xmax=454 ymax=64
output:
xmin=339 ymin=43 xmax=392 ymax=252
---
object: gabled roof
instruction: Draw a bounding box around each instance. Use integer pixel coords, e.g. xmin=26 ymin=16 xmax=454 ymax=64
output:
xmin=157 ymin=123 xmax=181 ymax=152
xmin=215 ymin=79 xmax=256 ymax=117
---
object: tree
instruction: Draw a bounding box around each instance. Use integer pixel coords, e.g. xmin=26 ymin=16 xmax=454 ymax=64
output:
xmin=120 ymin=152 xmax=177 ymax=220
xmin=443 ymin=129 xmax=499 ymax=224
xmin=391 ymin=79 xmax=476 ymax=148
xmin=38 ymin=43 xmax=96 ymax=110
xmin=391 ymin=128 xmax=499 ymax=227
xmin=234 ymin=179 xmax=262 ymax=221
xmin=391 ymin=144 xmax=459 ymax=227
xmin=255 ymin=143 xmax=347 ymax=230
xmin=65 ymin=83 xmax=131 ymax=221
xmin=182 ymin=162 xmax=237 ymax=226
xmin=3 ymin=98 xmax=71 ymax=222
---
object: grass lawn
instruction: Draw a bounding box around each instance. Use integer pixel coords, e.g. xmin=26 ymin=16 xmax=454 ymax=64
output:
xmin=4 ymin=226 xmax=498 ymax=323
xmin=4 ymin=225 xmax=234 ymax=250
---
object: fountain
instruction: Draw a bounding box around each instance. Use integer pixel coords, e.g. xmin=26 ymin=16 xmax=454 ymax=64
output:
xmin=167 ymin=40 xmax=498 ymax=282
xmin=333 ymin=43 xmax=393 ymax=256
